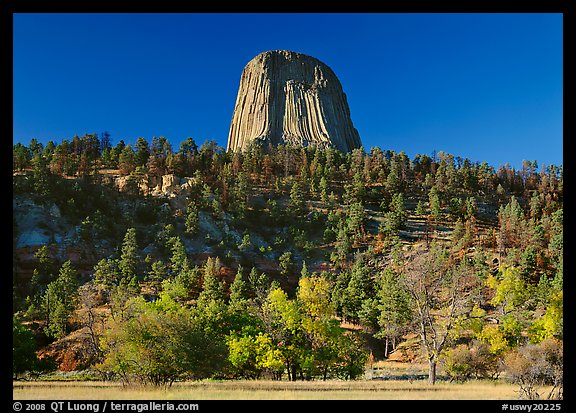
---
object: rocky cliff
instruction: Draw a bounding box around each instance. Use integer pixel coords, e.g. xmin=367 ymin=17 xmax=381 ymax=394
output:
xmin=227 ymin=50 xmax=362 ymax=153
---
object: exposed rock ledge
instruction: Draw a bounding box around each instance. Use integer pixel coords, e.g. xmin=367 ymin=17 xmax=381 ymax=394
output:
xmin=114 ymin=173 xmax=197 ymax=198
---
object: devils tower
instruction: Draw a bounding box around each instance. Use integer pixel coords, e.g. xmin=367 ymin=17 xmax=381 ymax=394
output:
xmin=227 ymin=50 xmax=362 ymax=153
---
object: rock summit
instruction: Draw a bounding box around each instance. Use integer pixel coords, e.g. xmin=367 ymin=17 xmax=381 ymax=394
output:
xmin=227 ymin=50 xmax=362 ymax=153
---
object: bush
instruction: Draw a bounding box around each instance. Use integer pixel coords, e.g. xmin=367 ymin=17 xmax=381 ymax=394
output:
xmin=502 ymin=338 xmax=563 ymax=400
xmin=442 ymin=341 xmax=500 ymax=382
xmin=13 ymin=317 xmax=39 ymax=378
xmin=99 ymin=297 xmax=228 ymax=386
xmin=442 ymin=344 xmax=473 ymax=382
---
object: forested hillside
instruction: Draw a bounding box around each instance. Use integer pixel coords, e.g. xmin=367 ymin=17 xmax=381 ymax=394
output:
xmin=12 ymin=134 xmax=563 ymax=394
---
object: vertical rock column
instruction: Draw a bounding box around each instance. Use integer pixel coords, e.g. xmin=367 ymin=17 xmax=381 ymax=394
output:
xmin=227 ymin=50 xmax=362 ymax=153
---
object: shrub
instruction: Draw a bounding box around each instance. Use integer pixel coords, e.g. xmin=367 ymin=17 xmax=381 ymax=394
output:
xmin=99 ymin=297 xmax=227 ymax=386
xmin=442 ymin=344 xmax=473 ymax=382
xmin=502 ymin=338 xmax=563 ymax=400
xmin=13 ymin=317 xmax=39 ymax=378
xmin=442 ymin=341 xmax=500 ymax=382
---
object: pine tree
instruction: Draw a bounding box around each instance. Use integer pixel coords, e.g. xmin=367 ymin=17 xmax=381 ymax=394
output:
xmin=289 ymin=181 xmax=305 ymax=217
xmin=229 ymin=265 xmax=250 ymax=307
xmin=134 ymin=137 xmax=150 ymax=167
xmin=118 ymin=145 xmax=136 ymax=176
xmin=375 ymin=267 xmax=412 ymax=356
xmin=391 ymin=192 xmax=407 ymax=228
xmin=41 ymin=261 xmax=79 ymax=339
xmin=198 ymin=257 xmax=225 ymax=304
xmin=31 ymin=153 xmax=52 ymax=197
xmin=319 ymin=176 xmax=329 ymax=203
xmin=279 ymin=251 xmax=294 ymax=277
xmin=300 ymin=261 xmax=311 ymax=279
xmin=341 ymin=253 xmax=374 ymax=323
xmin=185 ymin=203 xmax=199 ymax=235
xmin=346 ymin=202 xmax=366 ymax=243
xmin=119 ymin=228 xmax=139 ymax=286
xmin=429 ymin=186 xmax=442 ymax=220
xmin=168 ymin=236 xmax=188 ymax=276
xmin=415 ymin=200 xmax=426 ymax=216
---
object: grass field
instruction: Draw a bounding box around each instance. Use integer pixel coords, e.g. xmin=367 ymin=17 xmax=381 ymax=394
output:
xmin=13 ymin=379 xmax=526 ymax=400
xmin=14 ymin=361 xmax=555 ymax=400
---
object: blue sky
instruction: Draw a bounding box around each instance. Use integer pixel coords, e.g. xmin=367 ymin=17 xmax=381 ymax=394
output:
xmin=13 ymin=13 xmax=563 ymax=169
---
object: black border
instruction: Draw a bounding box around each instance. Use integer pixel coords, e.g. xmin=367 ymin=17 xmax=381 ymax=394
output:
xmin=5 ymin=0 xmax=573 ymax=410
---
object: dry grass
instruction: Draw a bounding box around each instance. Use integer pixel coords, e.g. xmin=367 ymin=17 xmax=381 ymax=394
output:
xmin=14 ymin=360 xmax=542 ymax=400
xmin=13 ymin=379 xmax=524 ymax=400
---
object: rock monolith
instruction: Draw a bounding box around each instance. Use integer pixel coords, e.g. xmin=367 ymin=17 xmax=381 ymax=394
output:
xmin=227 ymin=50 xmax=362 ymax=153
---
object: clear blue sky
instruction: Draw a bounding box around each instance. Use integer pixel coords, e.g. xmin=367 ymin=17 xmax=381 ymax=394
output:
xmin=13 ymin=12 xmax=563 ymax=169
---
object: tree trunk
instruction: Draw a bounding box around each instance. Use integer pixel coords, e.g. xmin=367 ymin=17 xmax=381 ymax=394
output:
xmin=286 ymin=362 xmax=292 ymax=381
xmin=384 ymin=337 xmax=389 ymax=358
xmin=428 ymin=355 xmax=437 ymax=385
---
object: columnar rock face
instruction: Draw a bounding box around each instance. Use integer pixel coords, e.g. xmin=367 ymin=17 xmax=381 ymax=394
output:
xmin=227 ymin=50 xmax=362 ymax=153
